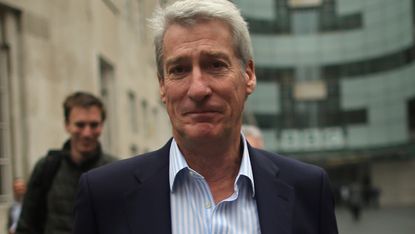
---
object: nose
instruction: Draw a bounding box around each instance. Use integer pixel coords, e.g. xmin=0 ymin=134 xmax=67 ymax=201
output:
xmin=187 ymin=67 xmax=212 ymax=102
xmin=81 ymin=125 xmax=94 ymax=137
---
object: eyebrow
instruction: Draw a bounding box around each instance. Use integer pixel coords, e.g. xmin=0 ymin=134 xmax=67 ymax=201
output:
xmin=165 ymin=51 xmax=231 ymax=67
xmin=200 ymin=51 xmax=230 ymax=61
xmin=165 ymin=56 xmax=189 ymax=68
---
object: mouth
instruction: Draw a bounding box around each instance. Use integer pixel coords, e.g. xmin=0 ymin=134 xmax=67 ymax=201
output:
xmin=80 ymin=139 xmax=96 ymax=146
xmin=184 ymin=110 xmax=222 ymax=121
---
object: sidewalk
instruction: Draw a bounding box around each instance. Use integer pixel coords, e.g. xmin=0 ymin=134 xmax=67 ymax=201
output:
xmin=336 ymin=206 xmax=415 ymax=234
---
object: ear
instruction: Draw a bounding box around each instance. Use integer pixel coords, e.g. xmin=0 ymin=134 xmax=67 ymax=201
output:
xmin=158 ymin=75 xmax=167 ymax=104
xmin=244 ymin=59 xmax=256 ymax=95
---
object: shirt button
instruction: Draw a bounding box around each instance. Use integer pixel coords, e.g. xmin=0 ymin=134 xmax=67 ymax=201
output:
xmin=205 ymin=202 xmax=212 ymax=209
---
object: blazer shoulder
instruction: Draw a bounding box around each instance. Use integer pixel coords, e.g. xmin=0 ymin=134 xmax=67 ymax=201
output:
xmin=84 ymin=140 xmax=172 ymax=185
xmin=251 ymin=148 xmax=327 ymax=183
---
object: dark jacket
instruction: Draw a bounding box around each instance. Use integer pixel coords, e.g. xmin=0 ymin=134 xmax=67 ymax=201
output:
xmin=73 ymin=139 xmax=338 ymax=234
xmin=16 ymin=140 xmax=116 ymax=234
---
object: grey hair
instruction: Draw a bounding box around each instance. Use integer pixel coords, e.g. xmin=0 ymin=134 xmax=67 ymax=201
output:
xmin=149 ymin=0 xmax=253 ymax=80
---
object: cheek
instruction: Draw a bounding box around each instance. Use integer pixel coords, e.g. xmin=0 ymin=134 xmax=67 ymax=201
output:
xmin=93 ymin=128 xmax=103 ymax=136
xmin=165 ymin=102 xmax=180 ymax=121
xmin=164 ymin=89 xmax=184 ymax=110
xmin=224 ymin=95 xmax=247 ymax=119
xmin=68 ymin=127 xmax=81 ymax=136
xmin=222 ymin=83 xmax=245 ymax=105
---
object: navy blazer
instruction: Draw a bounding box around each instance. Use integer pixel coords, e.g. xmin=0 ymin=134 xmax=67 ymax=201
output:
xmin=73 ymin=140 xmax=338 ymax=234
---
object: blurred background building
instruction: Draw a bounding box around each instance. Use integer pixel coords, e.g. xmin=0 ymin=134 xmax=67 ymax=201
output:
xmin=0 ymin=0 xmax=171 ymax=225
xmin=236 ymin=0 xmax=415 ymax=207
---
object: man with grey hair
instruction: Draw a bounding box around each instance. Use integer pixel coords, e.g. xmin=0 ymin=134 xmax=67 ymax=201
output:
xmin=73 ymin=0 xmax=338 ymax=233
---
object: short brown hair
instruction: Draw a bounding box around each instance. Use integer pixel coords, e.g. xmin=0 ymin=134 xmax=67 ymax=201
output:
xmin=63 ymin=91 xmax=106 ymax=123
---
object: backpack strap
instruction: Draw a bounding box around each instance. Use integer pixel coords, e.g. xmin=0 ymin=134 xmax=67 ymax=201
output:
xmin=38 ymin=150 xmax=63 ymax=232
xmin=41 ymin=150 xmax=64 ymax=193
xmin=36 ymin=150 xmax=64 ymax=233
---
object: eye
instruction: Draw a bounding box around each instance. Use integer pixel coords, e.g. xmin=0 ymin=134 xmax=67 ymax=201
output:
xmin=212 ymin=61 xmax=226 ymax=68
xmin=170 ymin=66 xmax=184 ymax=74
xmin=75 ymin=122 xmax=86 ymax=129
xmin=74 ymin=122 xmax=101 ymax=129
xmin=167 ymin=65 xmax=190 ymax=78
xmin=207 ymin=60 xmax=228 ymax=72
xmin=89 ymin=122 xmax=100 ymax=129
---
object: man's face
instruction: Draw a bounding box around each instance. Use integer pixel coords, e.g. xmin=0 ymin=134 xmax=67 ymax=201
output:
xmin=65 ymin=106 xmax=103 ymax=157
xmin=159 ymin=19 xmax=256 ymax=144
xmin=246 ymin=135 xmax=264 ymax=149
xmin=13 ymin=179 xmax=26 ymax=200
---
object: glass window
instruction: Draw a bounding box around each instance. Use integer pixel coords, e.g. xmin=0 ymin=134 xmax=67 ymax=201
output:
xmin=141 ymin=99 xmax=148 ymax=136
xmin=289 ymin=0 xmax=322 ymax=8
xmin=99 ymin=57 xmax=116 ymax=153
xmin=344 ymin=109 xmax=368 ymax=125
xmin=102 ymin=0 xmax=119 ymax=14
xmin=0 ymin=166 xmax=6 ymax=202
xmin=408 ymin=97 xmax=415 ymax=140
xmin=254 ymin=113 xmax=279 ymax=129
xmin=130 ymin=144 xmax=139 ymax=155
xmin=292 ymin=11 xmax=318 ymax=34
xmin=128 ymin=91 xmax=139 ymax=133
xmin=0 ymin=9 xmax=10 ymax=202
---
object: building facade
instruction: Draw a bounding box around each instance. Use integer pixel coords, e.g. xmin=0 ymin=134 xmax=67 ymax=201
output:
xmin=0 ymin=0 xmax=171 ymax=226
xmin=235 ymin=0 xmax=415 ymax=206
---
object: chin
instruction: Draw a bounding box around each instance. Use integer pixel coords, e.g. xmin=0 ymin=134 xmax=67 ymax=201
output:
xmin=185 ymin=125 xmax=223 ymax=139
xmin=79 ymin=147 xmax=96 ymax=155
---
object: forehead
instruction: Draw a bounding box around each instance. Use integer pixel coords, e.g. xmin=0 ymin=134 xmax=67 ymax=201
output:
xmin=162 ymin=19 xmax=235 ymax=61
xmin=14 ymin=179 xmax=25 ymax=186
xmin=68 ymin=106 xmax=102 ymax=120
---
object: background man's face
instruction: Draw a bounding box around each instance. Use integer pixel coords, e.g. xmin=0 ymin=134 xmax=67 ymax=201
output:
xmin=65 ymin=106 xmax=103 ymax=156
xmin=159 ymin=19 xmax=256 ymax=144
xmin=13 ymin=179 xmax=26 ymax=200
xmin=246 ymin=135 xmax=264 ymax=149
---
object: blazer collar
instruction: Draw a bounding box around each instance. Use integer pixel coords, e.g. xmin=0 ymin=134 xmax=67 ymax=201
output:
xmin=249 ymin=145 xmax=295 ymax=234
xmin=123 ymin=139 xmax=172 ymax=234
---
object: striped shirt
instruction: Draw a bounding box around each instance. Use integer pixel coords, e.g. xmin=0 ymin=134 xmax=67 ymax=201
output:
xmin=169 ymin=136 xmax=261 ymax=234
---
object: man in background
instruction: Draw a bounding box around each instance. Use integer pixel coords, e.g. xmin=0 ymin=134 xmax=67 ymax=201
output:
xmin=242 ymin=124 xmax=265 ymax=149
xmin=7 ymin=178 xmax=26 ymax=234
xmin=16 ymin=91 xmax=116 ymax=234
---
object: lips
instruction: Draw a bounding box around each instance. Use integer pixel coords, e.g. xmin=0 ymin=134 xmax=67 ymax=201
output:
xmin=79 ymin=139 xmax=96 ymax=147
xmin=185 ymin=110 xmax=219 ymax=116
xmin=183 ymin=105 xmax=223 ymax=114
xmin=183 ymin=109 xmax=222 ymax=122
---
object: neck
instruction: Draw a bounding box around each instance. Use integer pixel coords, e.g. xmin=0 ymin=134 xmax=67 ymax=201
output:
xmin=182 ymin=143 xmax=241 ymax=178
xmin=176 ymin=133 xmax=243 ymax=203
xmin=70 ymin=149 xmax=83 ymax=165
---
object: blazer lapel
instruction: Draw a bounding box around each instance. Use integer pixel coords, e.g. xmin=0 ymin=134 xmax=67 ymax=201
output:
xmin=250 ymin=147 xmax=295 ymax=234
xmin=123 ymin=141 xmax=172 ymax=234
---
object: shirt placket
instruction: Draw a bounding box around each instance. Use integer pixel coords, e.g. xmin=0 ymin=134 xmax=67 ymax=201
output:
xmin=189 ymin=170 xmax=216 ymax=234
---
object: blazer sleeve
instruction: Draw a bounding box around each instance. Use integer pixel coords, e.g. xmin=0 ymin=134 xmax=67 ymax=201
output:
xmin=73 ymin=173 xmax=98 ymax=234
xmin=319 ymin=170 xmax=339 ymax=234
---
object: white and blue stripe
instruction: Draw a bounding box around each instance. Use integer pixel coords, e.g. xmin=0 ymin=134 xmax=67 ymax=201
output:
xmin=169 ymin=136 xmax=261 ymax=234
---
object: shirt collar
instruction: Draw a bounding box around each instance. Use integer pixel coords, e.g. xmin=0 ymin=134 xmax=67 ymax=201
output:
xmin=169 ymin=138 xmax=188 ymax=191
xmin=169 ymin=135 xmax=255 ymax=196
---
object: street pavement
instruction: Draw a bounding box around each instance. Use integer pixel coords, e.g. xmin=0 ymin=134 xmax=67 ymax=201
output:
xmin=336 ymin=206 xmax=415 ymax=234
